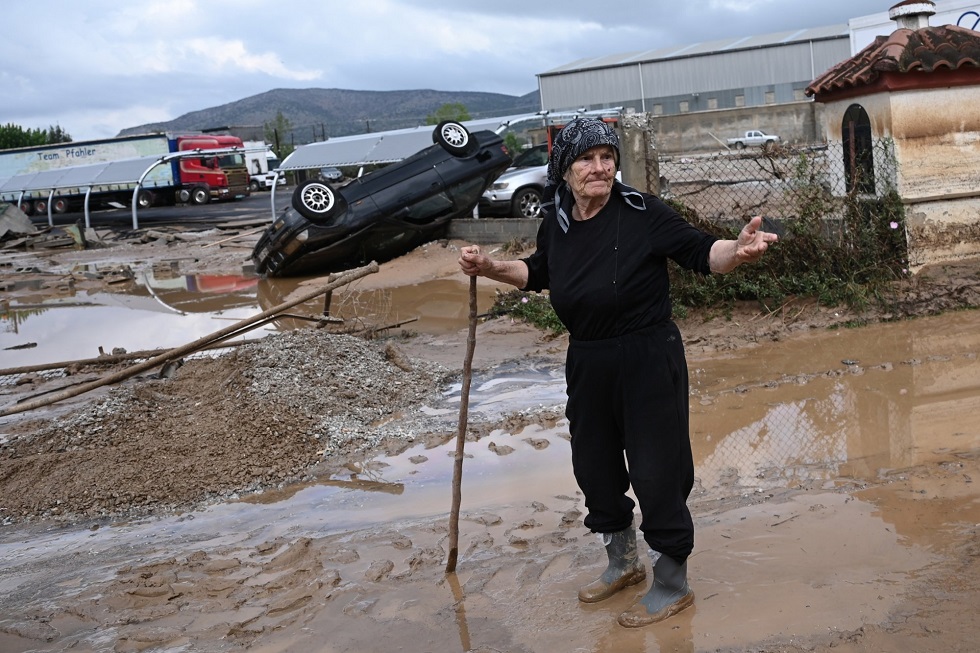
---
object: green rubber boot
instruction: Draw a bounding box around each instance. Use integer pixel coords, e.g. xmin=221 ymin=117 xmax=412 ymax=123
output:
xmin=578 ymin=524 xmax=646 ymax=603
xmin=618 ymin=552 xmax=694 ymax=627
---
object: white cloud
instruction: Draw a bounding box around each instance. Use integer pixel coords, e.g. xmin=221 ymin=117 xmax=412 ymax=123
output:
xmin=179 ymin=39 xmax=322 ymax=80
xmin=708 ymin=0 xmax=777 ymax=12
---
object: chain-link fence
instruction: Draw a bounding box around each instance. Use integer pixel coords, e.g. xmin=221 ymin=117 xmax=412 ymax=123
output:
xmin=651 ymin=139 xmax=910 ymax=309
xmin=658 ymin=139 xmax=898 ymax=226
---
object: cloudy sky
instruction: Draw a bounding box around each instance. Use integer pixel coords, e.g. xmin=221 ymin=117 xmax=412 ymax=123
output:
xmin=0 ymin=0 xmax=937 ymax=141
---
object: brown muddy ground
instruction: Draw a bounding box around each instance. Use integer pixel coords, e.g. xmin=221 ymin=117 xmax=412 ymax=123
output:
xmin=1 ymin=222 xmax=979 ymax=652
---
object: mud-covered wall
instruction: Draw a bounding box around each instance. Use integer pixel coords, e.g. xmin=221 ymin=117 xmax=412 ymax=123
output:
xmin=819 ymin=86 xmax=980 ymax=269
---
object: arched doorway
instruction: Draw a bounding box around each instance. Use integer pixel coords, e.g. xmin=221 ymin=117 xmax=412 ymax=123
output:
xmin=842 ymin=104 xmax=875 ymax=195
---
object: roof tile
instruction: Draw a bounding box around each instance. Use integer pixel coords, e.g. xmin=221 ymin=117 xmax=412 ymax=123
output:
xmin=806 ymin=25 xmax=980 ymax=97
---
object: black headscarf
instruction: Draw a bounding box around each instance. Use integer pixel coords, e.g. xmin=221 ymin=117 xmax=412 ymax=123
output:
xmin=546 ymin=117 xmax=621 ymax=185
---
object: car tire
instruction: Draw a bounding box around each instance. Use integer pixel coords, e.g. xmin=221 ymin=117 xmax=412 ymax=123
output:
xmin=433 ymin=120 xmax=472 ymax=157
xmin=292 ymin=179 xmax=340 ymax=221
xmin=249 ymin=179 xmax=261 ymax=193
xmin=734 ymin=141 xmax=745 ymax=150
xmin=34 ymin=199 xmax=48 ymax=214
xmin=511 ymin=188 xmax=543 ymax=219
xmin=52 ymin=197 xmax=70 ymax=214
xmin=190 ymin=186 xmax=210 ymax=205
xmin=137 ymin=190 xmax=155 ymax=209
xmin=17 ymin=200 xmax=34 ymax=216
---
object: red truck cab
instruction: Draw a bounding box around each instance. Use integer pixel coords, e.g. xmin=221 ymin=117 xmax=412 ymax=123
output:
xmin=173 ymin=134 xmax=250 ymax=203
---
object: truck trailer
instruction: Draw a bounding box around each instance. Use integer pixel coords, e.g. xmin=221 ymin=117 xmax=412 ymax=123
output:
xmin=243 ymin=141 xmax=285 ymax=192
xmin=0 ymin=133 xmax=250 ymax=216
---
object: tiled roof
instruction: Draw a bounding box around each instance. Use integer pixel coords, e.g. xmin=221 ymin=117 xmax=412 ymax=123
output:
xmin=806 ymin=24 xmax=980 ymax=98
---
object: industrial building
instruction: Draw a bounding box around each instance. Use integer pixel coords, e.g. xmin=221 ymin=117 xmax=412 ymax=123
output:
xmin=537 ymin=24 xmax=850 ymax=119
xmin=534 ymin=1 xmax=980 ymax=152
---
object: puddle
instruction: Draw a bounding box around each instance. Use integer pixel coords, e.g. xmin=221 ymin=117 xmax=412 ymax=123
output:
xmin=255 ymin=276 xmax=502 ymax=334
xmin=1 ymin=269 xmax=497 ymax=369
xmin=690 ymin=310 xmax=980 ymax=492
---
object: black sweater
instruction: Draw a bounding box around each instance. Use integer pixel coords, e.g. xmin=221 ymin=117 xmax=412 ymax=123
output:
xmin=522 ymin=186 xmax=717 ymax=341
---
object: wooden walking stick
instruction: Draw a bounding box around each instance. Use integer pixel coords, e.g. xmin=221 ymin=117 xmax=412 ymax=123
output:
xmin=446 ymin=274 xmax=478 ymax=573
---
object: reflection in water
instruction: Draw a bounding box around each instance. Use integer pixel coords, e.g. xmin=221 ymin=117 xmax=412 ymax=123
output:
xmin=446 ymin=573 xmax=472 ymax=653
xmin=4 ymin=262 xmax=499 ymax=369
xmin=256 ymin=276 xmax=501 ymax=335
xmin=593 ymin=604 xmax=695 ymax=652
xmin=691 ymin=312 xmax=980 ymax=494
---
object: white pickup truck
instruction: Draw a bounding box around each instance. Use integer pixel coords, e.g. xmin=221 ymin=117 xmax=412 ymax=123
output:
xmin=727 ymin=130 xmax=780 ymax=149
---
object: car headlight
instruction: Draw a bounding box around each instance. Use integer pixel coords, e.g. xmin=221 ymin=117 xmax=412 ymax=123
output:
xmin=491 ymin=181 xmax=510 ymax=190
xmin=283 ymin=230 xmax=309 ymax=256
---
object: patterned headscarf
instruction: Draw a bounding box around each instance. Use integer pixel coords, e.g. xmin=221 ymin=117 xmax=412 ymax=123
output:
xmin=547 ymin=117 xmax=620 ymax=185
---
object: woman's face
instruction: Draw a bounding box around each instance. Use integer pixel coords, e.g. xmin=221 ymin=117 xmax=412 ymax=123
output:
xmin=563 ymin=145 xmax=616 ymax=201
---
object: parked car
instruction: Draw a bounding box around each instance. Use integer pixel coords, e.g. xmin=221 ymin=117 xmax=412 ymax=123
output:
xmin=726 ymin=130 xmax=781 ymax=149
xmin=319 ymin=166 xmax=344 ymax=182
xmin=479 ymin=143 xmax=549 ymax=219
xmin=251 ymin=121 xmax=512 ymax=277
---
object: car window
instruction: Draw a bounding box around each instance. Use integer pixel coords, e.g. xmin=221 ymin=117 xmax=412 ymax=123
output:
xmin=447 ymin=176 xmax=488 ymax=211
xmin=512 ymin=145 xmax=548 ymax=168
xmin=403 ymin=191 xmax=454 ymax=224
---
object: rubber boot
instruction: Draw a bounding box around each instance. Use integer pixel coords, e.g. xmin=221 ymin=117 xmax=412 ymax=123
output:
xmin=618 ymin=552 xmax=694 ymax=627
xmin=578 ymin=524 xmax=646 ymax=603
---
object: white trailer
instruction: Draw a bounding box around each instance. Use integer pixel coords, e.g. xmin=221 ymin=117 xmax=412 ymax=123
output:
xmin=243 ymin=141 xmax=285 ymax=192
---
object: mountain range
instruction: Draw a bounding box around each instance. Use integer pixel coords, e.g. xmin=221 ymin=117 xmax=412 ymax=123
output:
xmin=118 ymin=87 xmax=542 ymax=143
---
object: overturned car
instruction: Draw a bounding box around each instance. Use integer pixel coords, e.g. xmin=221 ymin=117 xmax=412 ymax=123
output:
xmin=251 ymin=121 xmax=512 ymax=277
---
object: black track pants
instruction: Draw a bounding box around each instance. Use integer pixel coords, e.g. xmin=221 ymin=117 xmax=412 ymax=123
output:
xmin=565 ymin=321 xmax=695 ymax=563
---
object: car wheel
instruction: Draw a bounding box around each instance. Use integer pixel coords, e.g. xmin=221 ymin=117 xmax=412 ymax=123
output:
xmin=17 ymin=200 xmax=34 ymax=216
xmin=137 ymin=190 xmax=155 ymax=209
xmin=511 ymin=188 xmax=543 ymax=219
xmin=34 ymin=199 xmax=48 ymax=214
xmin=249 ymin=179 xmax=260 ymax=193
xmin=292 ymin=179 xmax=339 ymax=220
xmin=191 ymin=186 xmax=210 ymax=205
xmin=433 ymin=120 xmax=471 ymax=157
xmin=734 ymin=141 xmax=745 ymax=150
xmin=52 ymin=197 xmax=69 ymax=214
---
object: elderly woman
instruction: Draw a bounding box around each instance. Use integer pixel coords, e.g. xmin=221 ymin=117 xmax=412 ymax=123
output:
xmin=458 ymin=117 xmax=776 ymax=627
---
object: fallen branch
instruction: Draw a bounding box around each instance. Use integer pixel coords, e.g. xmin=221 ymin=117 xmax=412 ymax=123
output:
xmin=0 ymin=262 xmax=379 ymax=417
xmin=0 ymin=340 xmax=254 ymax=378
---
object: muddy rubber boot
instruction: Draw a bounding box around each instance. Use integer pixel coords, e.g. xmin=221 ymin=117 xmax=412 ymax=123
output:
xmin=618 ymin=552 xmax=694 ymax=627
xmin=578 ymin=524 xmax=646 ymax=603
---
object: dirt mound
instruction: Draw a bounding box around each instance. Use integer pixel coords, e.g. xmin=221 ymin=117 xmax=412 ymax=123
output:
xmin=0 ymin=331 xmax=446 ymax=524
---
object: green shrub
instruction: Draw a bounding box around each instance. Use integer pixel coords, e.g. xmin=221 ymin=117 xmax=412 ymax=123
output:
xmin=486 ymin=289 xmax=566 ymax=335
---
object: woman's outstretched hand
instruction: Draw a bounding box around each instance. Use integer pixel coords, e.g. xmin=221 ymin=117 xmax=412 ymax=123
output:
xmin=735 ymin=216 xmax=779 ymax=264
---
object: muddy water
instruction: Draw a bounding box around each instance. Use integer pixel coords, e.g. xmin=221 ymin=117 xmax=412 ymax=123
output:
xmin=0 ymin=273 xmax=498 ymax=368
xmin=1 ymin=305 xmax=979 ymax=651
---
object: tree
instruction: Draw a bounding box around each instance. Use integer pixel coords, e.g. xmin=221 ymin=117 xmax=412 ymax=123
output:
xmin=0 ymin=123 xmax=72 ymax=150
xmin=263 ymin=111 xmax=295 ymax=159
xmin=45 ymin=124 xmax=72 ymax=144
xmin=503 ymin=132 xmax=524 ymax=157
xmin=425 ymin=103 xmax=471 ymax=125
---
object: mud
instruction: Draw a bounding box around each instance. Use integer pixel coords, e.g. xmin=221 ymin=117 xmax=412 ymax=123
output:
xmin=1 ymin=225 xmax=979 ymax=652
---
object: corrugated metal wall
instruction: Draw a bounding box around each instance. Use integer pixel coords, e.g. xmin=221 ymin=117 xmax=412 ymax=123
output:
xmin=538 ymin=37 xmax=850 ymax=115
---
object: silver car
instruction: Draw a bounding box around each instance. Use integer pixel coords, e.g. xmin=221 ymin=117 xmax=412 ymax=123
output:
xmin=479 ymin=143 xmax=548 ymax=219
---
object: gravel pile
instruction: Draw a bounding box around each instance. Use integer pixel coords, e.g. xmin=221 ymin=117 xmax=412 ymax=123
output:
xmin=0 ymin=329 xmax=454 ymax=524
